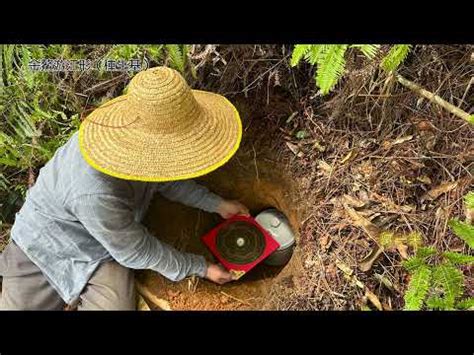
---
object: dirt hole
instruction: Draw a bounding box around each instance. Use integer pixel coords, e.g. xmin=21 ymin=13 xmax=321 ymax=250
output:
xmin=137 ymin=142 xmax=305 ymax=310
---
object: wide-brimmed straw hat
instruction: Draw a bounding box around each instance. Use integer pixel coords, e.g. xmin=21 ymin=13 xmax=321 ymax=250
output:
xmin=79 ymin=66 xmax=242 ymax=182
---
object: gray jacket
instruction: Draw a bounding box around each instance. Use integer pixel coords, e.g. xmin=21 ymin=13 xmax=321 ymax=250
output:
xmin=8 ymin=132 xmax=223 ymax=304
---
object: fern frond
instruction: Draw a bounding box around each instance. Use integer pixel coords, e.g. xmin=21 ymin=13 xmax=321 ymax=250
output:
xmin=443 ymin=251 xmax=474 ymax=265
xmin=305 ymin=45 xmax=328 ymax=65
xmin=464 ymin=191 xmax=474 ymax=210
xmin=402 ymin=256 xmax=426 ymax=272
xmin=381 ymin=45 xmax=411 ymax=72
xmin=166 ymin=44 xmax=185 ymax=73
xmin=416 ymin=246 xmax=437 ymax=258
xmin=431 ymin=264 xmax=464 ymax=307
xmin=403 ymin=265 xmax=431 ymax=310
xmin=426 ymin=296 xmax=451 ymax=310
xmin=290 ymin=45 xmax=311 ymax=67
xmin=350 ymin=44 xmax=380 ymax=59
xmin=406 ymin=231 xmax=423 ymax=248
xmin=315 ymin=45 xmax=348 ymax=95
xmin=456 ymin=297 xmax=474 ymax=310
xmin=449 ymin=219 xmax=474 ymax=248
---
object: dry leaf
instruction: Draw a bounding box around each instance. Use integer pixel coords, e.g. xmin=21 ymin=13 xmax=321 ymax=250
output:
xmin=317 ymin=160 xmax=333 ymax=175
xmin=319 ymin=234 xmax=330 ymax=249
xmin=286 ymin=142 xmax=304 ymax=158
xmin=422 ymin=181 xmax=458 ymax=201
xmin=365 ymin=289 xmax=383 ymax=311
xmin=336 ymin=261 xmax=365 ymax=289
xmin=340 ymin=150 xmax=357 ymax=164
xmin=336 ymin=261 xmax=353 ymax=276
xmin=392 ymin=135 xmax=413 ymax=145
xmin=359 ymin=246 xmax=384 ymax=272
xmin=374 ymin=273 xmax=398 ymax=292
xmin=416 ymin=175 xmax=432 ymax=184
xmin=343 ymin=194 xmax=366 ymax=208
xmin=342 ymin=202 xmax=381 ymax=239
xmin=396 ymin=244 xmax=409 ymax=259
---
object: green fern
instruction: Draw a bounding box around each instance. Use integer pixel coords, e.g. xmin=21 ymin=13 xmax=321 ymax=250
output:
xmin=350 ymin=44 xmax=380 ymax=59
xmin=431 ymin=264 xmax=464 ymax=308
xmin=305 ymin=45 xmax=329 ymax=65
xmin=426 ymin=296 xmax=451 ymax=310
xmin=443 ymin=251 xmax=474 ymax=265
xmin=402 ymin=246 xmax=436 ymax=272
xmin=290 ymin=45 xmax=311 ymax=66
xmin=464 ymin=191 xmax=474 ymax=210
xmin=381 ymin=44 xmax=412 ymax=72
xmin=403 ymin=265 xmax=431 ymax=310
xmin=290 ymin=44 xmax=410 ymax=95
xmin=403 ymin=256 xmax=426 ymax=272
xmin=315 ymin=45 xmax=348 ymax=95
xmin=456 ymin=297 xmax=474 ymax=310
xmin=416 ymin=246 xmax=437 ymax=258
xmin=165 ymin=44 xmax=186 ymax=73
xmin=449 ymin=219 xmax=474 ymax=248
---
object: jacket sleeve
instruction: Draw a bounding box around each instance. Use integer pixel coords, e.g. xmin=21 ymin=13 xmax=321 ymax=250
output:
xmin=155 ymin=180 xmax=224 ymax=213
xmin=71 ymin=193 xmax=208 ymax=281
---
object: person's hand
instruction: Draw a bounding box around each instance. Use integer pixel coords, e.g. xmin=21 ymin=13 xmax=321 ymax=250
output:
xmin=216 ymin=199 xmax=250 ymax=219
xmin=205 ymin=263 xmax=233 ymax=285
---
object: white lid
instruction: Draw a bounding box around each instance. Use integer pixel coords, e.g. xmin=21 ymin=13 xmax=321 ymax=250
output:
xmin=255 ymin=209 xmax=295 ymax=250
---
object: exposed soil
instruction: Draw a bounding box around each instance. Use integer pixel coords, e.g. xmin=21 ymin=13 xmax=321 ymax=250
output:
xmin=136 ymin=98 xmax=308 ymax=310
xmin=138 ymin=153 xmax=305 ymax=310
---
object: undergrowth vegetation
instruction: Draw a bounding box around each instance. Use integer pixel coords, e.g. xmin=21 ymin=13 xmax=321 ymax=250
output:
xmin=0 ymin=44 xmax=472 ymax=310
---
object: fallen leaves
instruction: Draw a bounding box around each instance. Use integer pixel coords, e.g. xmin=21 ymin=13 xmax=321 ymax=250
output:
xmin=382 ymin=135 xmax=414 ymax=149
xmin=365 ymin=289 xmax=383 ymax=311
xmin=286 ymin=142 xmax=305 ymax=158
xmin=340 ymin=150 xmax=358 ymax=164
xmin=338 ymin=195 xmax=423 ymax=270
xmin=359 ymin=247 xmax=384 ymax=272
xmin=422 ymin=181 xmax=458 ymax=201
xmin=336 ymin=261 xmax=383 ymax=311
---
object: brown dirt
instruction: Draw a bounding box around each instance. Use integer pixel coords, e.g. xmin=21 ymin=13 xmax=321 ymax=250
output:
xmin=137 ymin=129 xmax=306 ymax=310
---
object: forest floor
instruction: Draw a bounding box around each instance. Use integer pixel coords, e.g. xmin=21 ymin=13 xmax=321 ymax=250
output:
xmin=136 ymin=45 xmax=473 ymax=310
xmin=1 ymin=45 xmax=472 ymax=310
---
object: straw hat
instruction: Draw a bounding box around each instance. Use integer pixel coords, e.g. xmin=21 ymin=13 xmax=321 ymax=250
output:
xmin=79 ymin=66 xmax=242 ymax=182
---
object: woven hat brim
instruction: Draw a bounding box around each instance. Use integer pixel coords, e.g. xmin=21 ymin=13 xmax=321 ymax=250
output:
xmin=78 ymin=90 xmax=242 ymax=182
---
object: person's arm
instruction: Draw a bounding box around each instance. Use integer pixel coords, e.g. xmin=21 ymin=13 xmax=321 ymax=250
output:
xmin=156 ymin=180 xmax=249 ymax=218
xmin=71 ymin=193 xmax=207 ymax=282
xmin=155 ymin=180 xmax=223 ymax=213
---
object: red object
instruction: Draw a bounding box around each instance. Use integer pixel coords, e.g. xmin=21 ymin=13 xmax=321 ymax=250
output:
xmin=201 ymin=215 xmax=280 ymax=279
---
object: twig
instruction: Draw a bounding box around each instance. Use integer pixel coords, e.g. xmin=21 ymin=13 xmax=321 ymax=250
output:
xmin=396 ymin=74 xmax=473 ymax=124
xmin=220 ymin=291 xmax=253 ymax=307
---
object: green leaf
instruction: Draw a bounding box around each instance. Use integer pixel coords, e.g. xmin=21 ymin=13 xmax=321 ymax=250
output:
xmin=315 ymin=45 xmax=348 ymax=95
xmin=456 ymin=297 xmax=474 ymax=310
xmin=295 ymin=130 xmax=307 ymax=139
xmin=402 ymin=256 xmax=426 ymax=272
xmin=290 ymin=45 xmax=311 ymax=67
xmin=381 ymin=45 xmax=411 ymax=72
xmin=416 ymin=246 xmax=437 ymax=258
xmin=464 ymin=191 xmax=474 ymax=210
xmin=431 ymin=264 xmax=464 ymax=308
xmin=443 ymin=251 xmax=474 ymax=265
xmin=305 ymin=45 xmax=328 ymax=65
xmin=404 ymin=265 xmax=431 ymax=310
xmin=426 ymin=296 xmax=451 ymax=310
xmin=166 ymin=44 xmax=186 ymax=73
xmin=449 ymin=219 xmax=474 ymax=248
xmin=351 ymin=44 xmax=380 ymax=59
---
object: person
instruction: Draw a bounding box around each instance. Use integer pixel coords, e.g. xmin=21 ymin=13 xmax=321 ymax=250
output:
xmin=0 ymin=66 xmax=249 ymax=310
